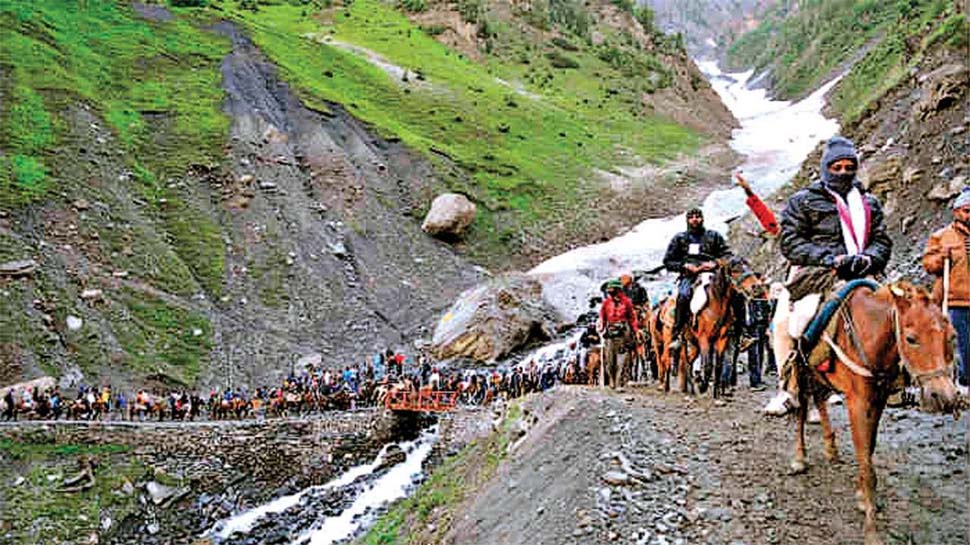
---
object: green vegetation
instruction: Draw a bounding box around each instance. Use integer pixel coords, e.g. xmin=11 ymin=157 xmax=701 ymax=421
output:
xmin=0 ymin=440 xmax=142 ymax=545
xmin=0 ymin=439 xmax=130 ymax=459
xmin=107 ymin=289 xmax=213 ymax=385
xmin=726 ymin=0 xmax=962 ymax=123
xmin=360 ymin=402 xmax=523 ymax=545
xmin=0 ymin=1 xmax=228 ymax=293
xmin=211 ymin=0 xmax=695 ymax=259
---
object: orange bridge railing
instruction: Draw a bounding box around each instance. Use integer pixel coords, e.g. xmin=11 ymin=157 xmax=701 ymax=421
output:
xmin=385 ymin=390 xmax=458 ymax=412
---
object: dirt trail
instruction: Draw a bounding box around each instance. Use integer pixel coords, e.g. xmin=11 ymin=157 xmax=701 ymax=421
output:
xmin=445 ymin=385 xmax=968 ymax=545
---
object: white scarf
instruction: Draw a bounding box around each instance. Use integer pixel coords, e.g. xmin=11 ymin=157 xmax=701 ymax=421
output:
xmin=827 ymin=186 xmax=871 ymax=256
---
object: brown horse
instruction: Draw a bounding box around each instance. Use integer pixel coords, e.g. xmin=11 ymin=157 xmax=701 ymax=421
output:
xmin=689 ymin=257 xmax=758 ymax=398
xmin=585 ymin=349 xmax=601 ymax=387
xmin=651 ymin=296 xmax=699 ymax=393
xmin=791 ymin=282 xmax=960 ymax=545
xmin=628 ymin=305 xmax=654 ymax=383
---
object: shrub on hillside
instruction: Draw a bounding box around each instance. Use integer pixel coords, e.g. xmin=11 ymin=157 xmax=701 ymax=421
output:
xmin=550 ymin=36 xmax=579 ymax=51
xmin=170 ymin=0 xmax=208 ymax=6
xmin=458 ymin=0 xmax=483 ymax=24
xmin=400 ymin=0 xmax=426 ymax=12
xmin=634 ymin=5 xmax=654 ymax=31
xmin=611 ymin=0 xmax=634 ymax=13
xmin=549 ymin=0 xmax=591 ymax=40
xmin=546 ymin=51 xmax=580 ymax=69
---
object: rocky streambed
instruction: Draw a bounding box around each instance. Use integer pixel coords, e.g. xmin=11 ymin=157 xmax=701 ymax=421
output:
xmin=208 ymin=427 xmax=438 ymax=545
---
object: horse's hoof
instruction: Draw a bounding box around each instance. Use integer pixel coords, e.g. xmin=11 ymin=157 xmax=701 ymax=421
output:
xmin=788 ymin=459 xmax=807 ymax=475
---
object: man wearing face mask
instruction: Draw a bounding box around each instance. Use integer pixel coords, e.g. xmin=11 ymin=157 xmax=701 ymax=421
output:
xmin=763 ymin=136 xmax=893 ymax=415
xmin=923 ymin=187 xmax=970 ymax=394
xmin=663 ymin=207 xmax=733 ymax=351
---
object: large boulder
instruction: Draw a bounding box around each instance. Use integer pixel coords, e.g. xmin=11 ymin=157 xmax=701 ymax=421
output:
xmin=431 ymin=272 xmax=559 ymax=363
xmin=916 ymin=63 xmax=968 ymax=119
xmin=421 ymin=193 xmax=476 ymax=239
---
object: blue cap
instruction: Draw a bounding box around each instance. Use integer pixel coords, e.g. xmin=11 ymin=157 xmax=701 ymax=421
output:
xmin=952 ymin=187 xmax=970 ymax=209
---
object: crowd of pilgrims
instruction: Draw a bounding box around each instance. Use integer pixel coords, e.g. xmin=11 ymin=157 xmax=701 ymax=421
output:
xmin=1 ymin=349 xmax=571 ymax=422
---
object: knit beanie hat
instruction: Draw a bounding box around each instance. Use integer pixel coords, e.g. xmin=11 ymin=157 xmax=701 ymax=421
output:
xmin=820 ymin=136 xmax=858 ymax=185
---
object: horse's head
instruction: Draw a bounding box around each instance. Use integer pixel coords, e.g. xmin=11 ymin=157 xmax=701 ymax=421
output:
xmin=888 ymin=282 xmax=960 ymax=414
xmin=720 ymin=256 xmax=762 ymax=298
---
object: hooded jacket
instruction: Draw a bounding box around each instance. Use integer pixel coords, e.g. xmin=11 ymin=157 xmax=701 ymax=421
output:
xmin=779 ymin=180 xmax=892 ymax=273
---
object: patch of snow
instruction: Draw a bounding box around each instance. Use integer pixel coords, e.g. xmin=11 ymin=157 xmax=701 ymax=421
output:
xmin=529 ymin=62 xmax=843 ymax=320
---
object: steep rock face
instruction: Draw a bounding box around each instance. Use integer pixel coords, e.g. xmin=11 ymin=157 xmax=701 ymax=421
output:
xmin=431 ymin=272 xmax=560 ymax=363
xmin=643 ymin=0 xmax=779 ymax=59
xmin=198 ymin=25 xmax=487 ymax=386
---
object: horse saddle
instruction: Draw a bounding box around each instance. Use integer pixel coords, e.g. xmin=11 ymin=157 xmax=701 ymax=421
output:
xmin=798 ymin=279 xmax=881 ymax=356
xmin=689 ymin=272 xmax=714 ymax=315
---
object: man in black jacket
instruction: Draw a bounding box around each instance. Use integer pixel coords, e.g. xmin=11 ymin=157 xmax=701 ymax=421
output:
xmin=764 ymin=136 xmax=893 ymax=415
xmin=664 ymin=207 xmax=733 ymax=350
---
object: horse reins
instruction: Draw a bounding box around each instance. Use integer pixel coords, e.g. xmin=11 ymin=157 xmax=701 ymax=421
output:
xmin=822 ymin=300 xmax=954 ymax=386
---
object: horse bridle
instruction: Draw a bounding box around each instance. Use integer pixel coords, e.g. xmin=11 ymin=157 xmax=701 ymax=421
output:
xmin=827 ymin=302 xmax=954 ymax=385
xmin=891 ymin=304 xmax=954 ymax=386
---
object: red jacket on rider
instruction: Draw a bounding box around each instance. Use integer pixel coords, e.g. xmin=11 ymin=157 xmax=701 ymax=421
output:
xmin=599 ymin=293 xmax=638 ymax=332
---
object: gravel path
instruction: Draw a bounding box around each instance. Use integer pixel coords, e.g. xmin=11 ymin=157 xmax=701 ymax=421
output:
xmin=444 ymin=384 xmax=969 ymax=545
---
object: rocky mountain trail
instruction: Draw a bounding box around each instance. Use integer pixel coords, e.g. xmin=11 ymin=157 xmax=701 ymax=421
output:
xmin=383 ymin=386 xmax=968 ymax=545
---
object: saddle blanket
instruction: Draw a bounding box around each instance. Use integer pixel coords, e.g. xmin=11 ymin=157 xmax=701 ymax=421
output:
xmin=789 ymin=278 xmax=881 ymax=355
xmin=689 ymin=272 xmax=714 ymax=315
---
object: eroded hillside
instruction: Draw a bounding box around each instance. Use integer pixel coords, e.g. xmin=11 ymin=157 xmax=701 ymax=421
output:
xmin=0 ymin=0 xmax=736 ymax=389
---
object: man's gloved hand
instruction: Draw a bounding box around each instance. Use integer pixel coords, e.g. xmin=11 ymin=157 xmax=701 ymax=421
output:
xmin=823 ymin=254 xmax=849 ymax=272
xmin=847 ymin=255 xmax=872 ymax=276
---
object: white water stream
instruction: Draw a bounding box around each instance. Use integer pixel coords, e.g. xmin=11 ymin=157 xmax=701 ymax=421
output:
xmin=529 ymin=62 xmax=843 ymax=321
xmin=207 ymin=426 xmax=438 ymax=544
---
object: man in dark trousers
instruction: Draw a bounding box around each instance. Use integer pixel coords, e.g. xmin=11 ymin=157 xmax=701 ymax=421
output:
xmin=663 ymin=207 xmax=733 ymax=351
xmin=923 ymin=187 xmax=970 ymax=394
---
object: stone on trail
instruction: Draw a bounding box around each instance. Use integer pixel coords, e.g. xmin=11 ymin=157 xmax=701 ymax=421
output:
xmin=0 ymin=259 xmax=38 ymax=277
xmin=421 ymin=193 xmax=476 ymax=239
xmin=602 ymin=471 xmax=631 ymax=486
xmin=80 ymin=289 xmax=103 ymax=300
xmin=430 ymin=272 xmax=560 ymax=362
xmin=66 ymin=315 xmax=83 ymax=331
xmin=927 ymin=175 xmax=966 ymax=201
xmin=145 ymin=481 xmax=180 ymax=505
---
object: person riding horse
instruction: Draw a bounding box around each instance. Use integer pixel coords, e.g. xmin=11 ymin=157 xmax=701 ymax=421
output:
xmin=663 ymin=207 xmax=735 ymax=351
xmin=764 ymin=136 xmax=893 ymax=415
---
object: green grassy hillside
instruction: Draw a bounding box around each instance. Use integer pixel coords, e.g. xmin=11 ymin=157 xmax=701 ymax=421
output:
xmin=0 ymin=0 xmax=716 ymax=386
xmin=726 ymin=0 xmax=967 ymax=122
xmin=211 ymin=0 xmax=701 ymax=255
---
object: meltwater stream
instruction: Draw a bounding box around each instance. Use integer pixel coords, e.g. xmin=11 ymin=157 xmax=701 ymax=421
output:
xmin=207 ymin=426 xmax=438 ymax=544
xmin=529 ymin=62 xmax=843 ymax=321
